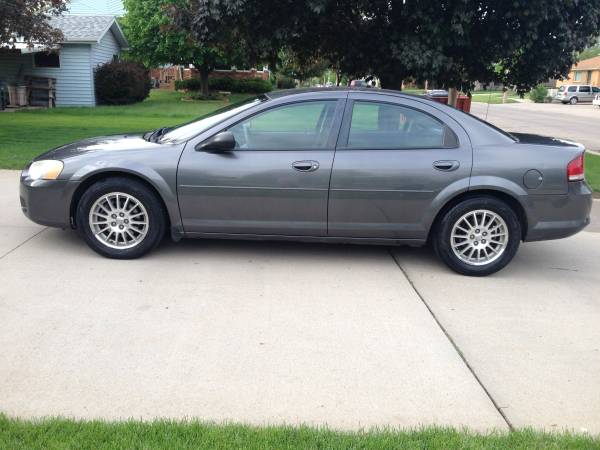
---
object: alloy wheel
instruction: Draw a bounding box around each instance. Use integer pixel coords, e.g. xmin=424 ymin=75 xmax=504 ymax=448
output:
xmin=89 ymin=192 xmax=149 ymax=249
xmin=450 ymin=209 xmax=509 ymax=266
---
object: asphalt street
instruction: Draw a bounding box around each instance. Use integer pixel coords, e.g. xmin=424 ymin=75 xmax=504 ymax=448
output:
xmin=471 ymin=101 xmax=600 ymax=152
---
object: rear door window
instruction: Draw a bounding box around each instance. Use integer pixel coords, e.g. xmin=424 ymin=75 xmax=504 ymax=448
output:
xmin=568 ymin=86 xmax=577 ymax=92
xmin=346 ymin=101 xmax=458 ymax=149
xmin=579 ymin=86 xmax=591 ymax=93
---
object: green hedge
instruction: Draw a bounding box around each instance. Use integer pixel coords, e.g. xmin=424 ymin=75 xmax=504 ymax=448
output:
xmin=175 ymin=77 xmax=272 ymax=94
xmin=276 ymin=76 xmax=296 ymax=89
xmin=174 ymin=78 xmax=201 ymax=91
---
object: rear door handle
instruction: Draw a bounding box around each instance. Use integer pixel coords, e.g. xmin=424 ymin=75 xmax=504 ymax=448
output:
xmin=292 ymin=160 xmax=319 ymax=172
xmin=433 ymin=160 xmax=460 ymax=172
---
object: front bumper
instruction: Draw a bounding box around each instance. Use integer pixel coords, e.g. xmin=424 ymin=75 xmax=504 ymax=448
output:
xmin=20 ymin=173 xmax=79 ymax=228
xmin=524 ymin=181 xmax=593 ymax=242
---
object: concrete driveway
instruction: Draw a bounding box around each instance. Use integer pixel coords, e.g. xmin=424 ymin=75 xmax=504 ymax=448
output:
xmin=471 ymin=102 xmax=600 ymax=152
xmin=1 ymin=169 xmax=599 ymax=433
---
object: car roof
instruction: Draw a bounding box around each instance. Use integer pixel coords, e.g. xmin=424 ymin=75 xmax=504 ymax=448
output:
xmin=265 ymin=87 xmax=428 ymax=101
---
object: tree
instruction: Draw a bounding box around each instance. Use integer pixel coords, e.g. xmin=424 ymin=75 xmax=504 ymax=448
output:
xmin=0 ymin=0 xmax=66 ymax=48
xmin=123 ymin=0 xmax=227 ymax=95
xmin=276 ymin=49 xmax=330 ymax=84
xmin=491 ymin=0 xmax=600 ymax=94
xmin=284 ymin=0 xmax=600 ymax=100
xmin=158 ymin=0 xmax=600 ymax=100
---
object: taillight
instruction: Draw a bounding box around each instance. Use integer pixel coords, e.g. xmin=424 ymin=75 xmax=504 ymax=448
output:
xmin=567 ymin=152 xmax=585 ymax=182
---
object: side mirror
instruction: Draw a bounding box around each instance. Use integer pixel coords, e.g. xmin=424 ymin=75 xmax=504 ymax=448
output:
xmin=196 ymin=131 xmax=236 ymax=152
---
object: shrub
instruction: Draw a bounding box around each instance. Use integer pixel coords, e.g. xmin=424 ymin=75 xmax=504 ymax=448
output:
xmin=176 ymin=76 xmax=272 ymax=94
xmin=237 ymin=78 xmax=272 ymax=93
xmin=208 ymin=77 xmax=272 ymax=93
xmin=529 ymin=84 xmax=548 ymax=103
xmin=94 ymin=61 xmax=151 ymax=105
xmin=276 ymin=76 xmax=296 ymax=89
xmin=208 ymin=77 xmax=238 ymax=92
xmin=174 ymin=78 xmax=202 ymax=91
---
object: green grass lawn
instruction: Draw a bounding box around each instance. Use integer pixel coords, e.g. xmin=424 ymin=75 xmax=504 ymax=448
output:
xmin=586 ymin=153 xmax=600 ymax=192
xmin=401 ymin=89 xmax=520 ymax=104
xmin=469 ymin=91 xmax=520 ymax=104
xmin=0 ymin=90 xmax=250 ymax=169
xmin=1 ymin=415 xmax=599 ymax=450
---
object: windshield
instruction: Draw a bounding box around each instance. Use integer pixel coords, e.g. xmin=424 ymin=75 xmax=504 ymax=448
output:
xmin=159 ymin=95 xmax=267 ymax=143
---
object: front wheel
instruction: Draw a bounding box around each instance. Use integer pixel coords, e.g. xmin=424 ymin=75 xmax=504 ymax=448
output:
xmin=76 ymin=177 xmax=166 ymax=259
xmin=433 ymin=196 xmax=521 ymax=276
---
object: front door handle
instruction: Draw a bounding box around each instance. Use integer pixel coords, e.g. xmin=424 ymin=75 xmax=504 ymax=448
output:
xmin=292 ymin=160 xmax=319 ymax=172
xmin=433 ymin=160 xmax=460 ymax=172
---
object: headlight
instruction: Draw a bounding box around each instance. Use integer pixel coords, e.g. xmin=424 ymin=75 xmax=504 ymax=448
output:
xmin=28 ymin=160 xmax=64 ymax=180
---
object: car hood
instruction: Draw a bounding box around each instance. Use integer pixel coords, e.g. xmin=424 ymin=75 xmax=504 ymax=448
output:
xmin=34 ymin=134 xmax=163 ymax=161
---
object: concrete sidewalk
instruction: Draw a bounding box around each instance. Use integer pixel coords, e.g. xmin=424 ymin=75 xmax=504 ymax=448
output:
xmin=0 ymin=170 xmax=506 ymax=431
xmin=1 ymin=169 xmax=599 ymax=433
xmin=393 ymin=235 xmax=600 ymax=433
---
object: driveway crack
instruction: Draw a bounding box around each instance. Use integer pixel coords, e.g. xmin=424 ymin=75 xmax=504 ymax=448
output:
xmin=388 ymin=248 xmax=514 ymax=431
xmin=0 ymin=227 xmax=48 ymax=260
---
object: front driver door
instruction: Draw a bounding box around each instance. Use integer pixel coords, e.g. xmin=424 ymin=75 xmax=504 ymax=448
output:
xmin=178 ymin=97 xmax=345 ymax=236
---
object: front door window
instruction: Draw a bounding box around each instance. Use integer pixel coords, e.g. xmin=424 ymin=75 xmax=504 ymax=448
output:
xmin=228 ymin=101 xmax=338 ymax=150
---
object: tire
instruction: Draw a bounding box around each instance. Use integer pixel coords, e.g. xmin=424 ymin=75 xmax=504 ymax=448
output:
xmin=76 ymin=177 xmax=166 ymax=259
xmin=433 ymin=196 xmax=521 ymax=276
xmin=569 ymin=97 xmax=578 ymax=105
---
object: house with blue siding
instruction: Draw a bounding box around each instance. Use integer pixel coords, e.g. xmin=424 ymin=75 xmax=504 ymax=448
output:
xmin=0 ymin=15 xmax=128 ymax=107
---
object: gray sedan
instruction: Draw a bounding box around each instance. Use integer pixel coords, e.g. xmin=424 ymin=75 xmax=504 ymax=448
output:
xmin=20 ymin=88 xmax=592 ymax=276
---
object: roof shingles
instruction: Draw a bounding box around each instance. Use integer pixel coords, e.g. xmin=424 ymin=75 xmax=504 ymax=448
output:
xmin=49 ymin=15 xmax=115 ymax=43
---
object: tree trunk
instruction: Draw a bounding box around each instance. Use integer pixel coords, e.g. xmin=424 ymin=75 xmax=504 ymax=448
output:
xmin=379 ymin=74 xmax=403 ymax=91
xmin=502 ymin=88 xmax=509 ymax=104
xmin=448 ymin=87 xmax=459 ymax=107
xmin=199 ymin=67 xmax=209 ymax=96
xmin=335 ymin=70 xmax=341 ymax=86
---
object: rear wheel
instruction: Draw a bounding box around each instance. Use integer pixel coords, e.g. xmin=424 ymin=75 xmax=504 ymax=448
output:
xmin=569 ymin=96 xmax=578 ymax=105
xmin=433 ymin=196 xmax=521 ymax=276
xmin=76 ymin=177 xmax=166 ymax=258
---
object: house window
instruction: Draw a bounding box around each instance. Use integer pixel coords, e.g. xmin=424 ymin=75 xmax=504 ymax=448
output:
xmin=574 ymin=71 xmax=582 ymax=81
xmin=33 ymin=51 xmax=60 ymax=68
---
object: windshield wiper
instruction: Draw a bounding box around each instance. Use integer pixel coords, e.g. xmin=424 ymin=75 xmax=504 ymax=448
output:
xmin=144 ymin=127 xmax=170 ymax=143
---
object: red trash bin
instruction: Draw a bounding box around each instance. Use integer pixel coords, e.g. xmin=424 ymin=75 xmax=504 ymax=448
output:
xmin=427 ymin=95 xmax=471 ymax=113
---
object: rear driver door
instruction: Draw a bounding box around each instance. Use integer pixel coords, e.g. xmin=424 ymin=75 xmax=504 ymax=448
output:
xmin=328 ymin=92 xmax=472 ymax=240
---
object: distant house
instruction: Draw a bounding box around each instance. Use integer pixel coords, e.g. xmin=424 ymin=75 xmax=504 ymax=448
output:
xmin=0 ymin=15 xmax=128 ymax=107
xmin=557 ymin=56 xmax=600 ymax=87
